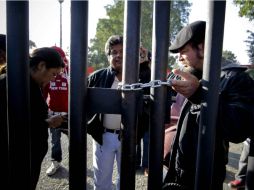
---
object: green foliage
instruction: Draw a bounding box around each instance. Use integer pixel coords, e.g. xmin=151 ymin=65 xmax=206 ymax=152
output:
xmin=233 ymin=0 xmax=254 ymax=21
xmin=88 ymin=0 xmax=191 ymax=70
xmin=222 ymin=50 xmax=238 ymax=63
xmin=168 ymin=55 xmax=178 ymax=71
xmin=139 ymin=1 xmax=153 ymax=49
xmin=233 ymin=1 xmax=254 ymax=65
xmin=170 ymin=1 xmax=191 ymax=41
xmin=88 ymin=1 xmax=124 ymax=68
xmin=245 ymin=30 xmax=254 ymax=64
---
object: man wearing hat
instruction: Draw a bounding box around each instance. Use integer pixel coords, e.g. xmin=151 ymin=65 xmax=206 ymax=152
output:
xmin=163 ymin=21 xmax=254 ymax=190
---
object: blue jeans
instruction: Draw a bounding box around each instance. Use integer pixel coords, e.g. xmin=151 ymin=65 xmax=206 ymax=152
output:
xmin=136 ymin=131 xmax=149 ymax=168
xmin=93 ymin=132 xmax=121 ymax=190
xmin=49 ymin=128 xmax=62 ymax=162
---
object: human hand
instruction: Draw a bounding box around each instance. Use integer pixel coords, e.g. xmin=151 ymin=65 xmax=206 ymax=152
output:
xmin=170 ymin=69 xmax=200 ymax=98
xmin=139 ymin=46 xmax=148 ymax=64
xmin=46 ymin=114 xmax=65 ymax=128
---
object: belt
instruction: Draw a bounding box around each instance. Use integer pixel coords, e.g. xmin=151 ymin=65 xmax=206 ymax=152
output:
xmin=104 ymin=128 xmax=121 ymax=134
xmin=49 ymin=110 xmax=67 ymax=116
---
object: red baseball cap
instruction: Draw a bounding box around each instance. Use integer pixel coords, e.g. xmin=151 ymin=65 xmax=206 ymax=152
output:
xmin=52 ymin=46 xmax=68 ymax=65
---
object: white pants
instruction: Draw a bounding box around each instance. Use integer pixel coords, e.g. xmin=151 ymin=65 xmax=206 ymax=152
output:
xmin=93 ymin=132 xmax=121 ymax=190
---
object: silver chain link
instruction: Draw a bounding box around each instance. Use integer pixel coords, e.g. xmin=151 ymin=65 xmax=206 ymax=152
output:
xmin=118 ymin=79 xmax=172 ymax=91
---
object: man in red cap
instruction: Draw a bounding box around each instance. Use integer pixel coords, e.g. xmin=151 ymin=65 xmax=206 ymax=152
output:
xmin=43 ymin=46 xmax=69 ymax=176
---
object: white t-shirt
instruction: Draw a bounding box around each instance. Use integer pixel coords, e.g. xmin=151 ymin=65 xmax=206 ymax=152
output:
xmin=103 ymin=76 xmax=121 ymax=130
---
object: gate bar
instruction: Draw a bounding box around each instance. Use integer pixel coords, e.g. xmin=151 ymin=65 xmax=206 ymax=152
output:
xmin=120 ymin=1 xmax=141 ymax=190
xmin=6 ymin=1 xmax=30 ymax=188
xmin=195 ymin=1 xmax=226 ymax=190
xmin=148 ymin=1 xmax=171 ymax=189
xmin=69 ymin=1 xmax=88 ymax=189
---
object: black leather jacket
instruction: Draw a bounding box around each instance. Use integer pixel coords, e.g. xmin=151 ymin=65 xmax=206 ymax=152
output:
xmin=87 ymin=67 xmax=117 ymax=145
xmin=164 ymin=65 xmax=254 ymax=190
xmin=88 ymin=66 xmax=117 ymax=88
xmin=87 ymin=65 xmax=151 ymax=144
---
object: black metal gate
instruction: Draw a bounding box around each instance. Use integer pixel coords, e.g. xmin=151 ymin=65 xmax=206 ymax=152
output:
xmin=4 ymin=0 xmax=254 ymax=190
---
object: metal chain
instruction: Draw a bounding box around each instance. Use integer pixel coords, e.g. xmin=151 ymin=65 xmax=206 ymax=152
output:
xmin=118 ymin=79 xmax=173 ymax=91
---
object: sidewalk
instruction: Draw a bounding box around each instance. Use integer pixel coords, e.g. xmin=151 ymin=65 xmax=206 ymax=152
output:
xmin=36 ymin=134 xmax=242 ymax=190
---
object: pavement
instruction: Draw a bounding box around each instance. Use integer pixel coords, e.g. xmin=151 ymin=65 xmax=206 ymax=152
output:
xmin=36 ymin=133 xmax=243 ymax=190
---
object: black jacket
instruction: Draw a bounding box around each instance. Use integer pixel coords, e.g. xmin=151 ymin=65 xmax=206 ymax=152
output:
xmin=88 ymin=66 xmax=116 ymax=88
xmin=0 ymin=74 xmax=49 ymax=189
xmin=137 ymin=62 xmax=151 ymax=139
xmin=87 ymin=67 xmax=117 ymax=145
xmin=164 ymin=65 xmax=254 ymax=190
xmin=30 ymin=76 xmax=49 ymax=189
xmin=87 ymin=65 xmax=151 ymax=144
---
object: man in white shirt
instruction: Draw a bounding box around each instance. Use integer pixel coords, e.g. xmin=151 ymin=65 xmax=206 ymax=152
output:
xmin=87 ymin=35 xmax=123 ymax=190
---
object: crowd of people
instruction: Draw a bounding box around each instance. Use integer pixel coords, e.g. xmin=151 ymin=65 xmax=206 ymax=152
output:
xmin=1 ymin=19 xmax=254 ymax=190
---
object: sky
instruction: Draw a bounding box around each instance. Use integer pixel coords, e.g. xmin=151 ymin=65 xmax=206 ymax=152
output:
xmin=0 ymin=0 xmax=113 ymax=50
xmin=189 ymin=0 xmax=254 ymax=64
xmin=0 ymin=0 xmax=253 ymax=64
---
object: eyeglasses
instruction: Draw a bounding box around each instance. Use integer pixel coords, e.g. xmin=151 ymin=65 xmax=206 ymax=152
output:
xmin=110 ymin=50 xmax=123 ymax=57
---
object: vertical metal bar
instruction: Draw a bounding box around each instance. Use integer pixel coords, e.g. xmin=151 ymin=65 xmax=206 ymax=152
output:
xmin=6 ymin=1 xmax=30 ymax=188
xmin=60 ymin=1 xmax=63 ymax=48
xmin=246 ymin=139 xmax=254 ymax=190
xmin=195 ymin=1 xmax=226 ymax=190
xmin=120 ymin=1 xmax=141 ymax=190
xmin=69 ymin=1 xmax=88 ymax=189
xmin=148 ymin=1 xmax=170 ymax=189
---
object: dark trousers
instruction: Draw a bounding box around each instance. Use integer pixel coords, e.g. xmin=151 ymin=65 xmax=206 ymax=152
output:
xmin=136 ymin=131 xmax=149 ymax=168
xmin=49 ymin=128 xmax=63 ymax=162
xmin=30 ymin=135 xmax=48 ymax=190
